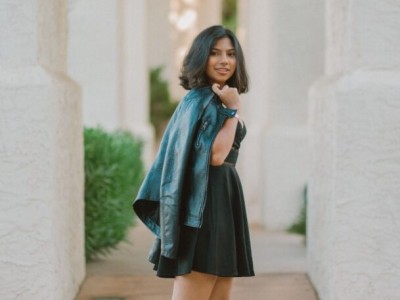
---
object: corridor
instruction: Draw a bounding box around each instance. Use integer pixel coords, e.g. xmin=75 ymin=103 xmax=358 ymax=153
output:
xmin=76 ymin=225 xmax=318 ymax=299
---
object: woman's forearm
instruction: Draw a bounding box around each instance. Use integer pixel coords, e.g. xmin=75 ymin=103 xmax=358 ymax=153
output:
xmin=210 ymin=83 xmax=241 ymax=165
xmin=210 ymin=117 xmax=239 ymax=166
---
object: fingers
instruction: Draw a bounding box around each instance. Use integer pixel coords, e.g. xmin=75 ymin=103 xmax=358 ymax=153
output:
xmin=214 ymin=89 xmax=240 ymax=109
xmin=221 ymin=85 xmax=229 ymax=92
xmin=212 ymin=83 xmax=231 ymax=97
xmin=212 ymin=83 xmax=222 ymax=96
xmin=212 ymin=83 xmax=221 ymax=89
xmin=212 ymin=84 xmax=239 ymax=107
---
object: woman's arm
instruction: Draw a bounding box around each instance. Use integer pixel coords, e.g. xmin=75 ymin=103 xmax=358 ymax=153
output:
xmin=210 ymin=83 xmax=241 ymax=166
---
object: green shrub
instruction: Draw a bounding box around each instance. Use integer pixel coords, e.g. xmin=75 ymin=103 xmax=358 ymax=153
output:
xmin=222 ymin=0 xmax=237 ymax=33
xmin=84 ymin=127 xmax=144 ymax=261
xmin=150 ymin=66 xmax=177 ymax=141
xmin=288 ymin=185 xmax=307 ymax=237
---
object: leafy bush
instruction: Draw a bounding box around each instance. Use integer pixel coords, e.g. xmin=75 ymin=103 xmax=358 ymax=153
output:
xmin=84 ymin=127 xmax=144 ymax=261
xmin=288 ymin=185 xmax=307 ymax=237
xmin=222 ymin=0 xmax=237 ymax=33
xmin=150 ymin=66 xmax=177 ymax=141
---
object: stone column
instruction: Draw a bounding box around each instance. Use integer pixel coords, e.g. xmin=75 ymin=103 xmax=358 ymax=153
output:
xmin=120 ymin=0 xmax=154 ymax=167
xmin=308 ymin=1 xmax=400 ymax=299
xmin=238 ymin=0 xmax=324 ymax=228
xmin=147 ymin=0 xmax=171 ymax=70
xmin=0 ymin=1 xmax=85 ymax=299
xmin=69 ymin=0 xmax=154 ymax=166
xmin=197 ymin=0 xmax=222 ymax=31
xmin=68 ymin=0 xmax=121 ymax=130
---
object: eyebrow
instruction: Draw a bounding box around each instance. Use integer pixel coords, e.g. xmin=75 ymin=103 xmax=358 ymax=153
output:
xmin=211 ymin=47 xmax=236 ymax=51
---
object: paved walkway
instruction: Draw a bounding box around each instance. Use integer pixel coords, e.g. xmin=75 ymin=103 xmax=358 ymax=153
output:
xmin=76 ymin=224 xmax=318 ymax=300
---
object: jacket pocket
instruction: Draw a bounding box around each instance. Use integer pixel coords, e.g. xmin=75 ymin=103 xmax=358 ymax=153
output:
xmin=195 ymin=120 xmax=209 ymax=148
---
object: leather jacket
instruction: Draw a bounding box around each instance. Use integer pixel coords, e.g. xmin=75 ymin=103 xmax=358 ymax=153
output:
xmin=133 ymin=86 xmax=237 ymax=260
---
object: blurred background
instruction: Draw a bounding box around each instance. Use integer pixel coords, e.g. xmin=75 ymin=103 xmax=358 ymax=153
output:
xmin=1 ymin=0 xmax=399 ymax=299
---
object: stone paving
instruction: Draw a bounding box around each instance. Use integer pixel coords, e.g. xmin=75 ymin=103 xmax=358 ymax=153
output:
xmin=75 ymin=224 xmax=318 ymax=300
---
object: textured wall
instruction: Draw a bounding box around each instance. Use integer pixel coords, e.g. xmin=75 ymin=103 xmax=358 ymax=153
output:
xmin=238 ymin=0 xmax=324 ymax=228
xmin=0 ymin=1 xmax=85 ymax=299
xmin=308 ymin=1 xmax=400 ymax=299
xmin=68 ymin=0 xmax=121 ymax=130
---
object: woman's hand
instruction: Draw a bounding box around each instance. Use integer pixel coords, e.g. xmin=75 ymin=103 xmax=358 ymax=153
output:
xmin=212 ymin=83 xmax=240 ymax=110
xmin=210 ymin=83 xmax=241 ymax=166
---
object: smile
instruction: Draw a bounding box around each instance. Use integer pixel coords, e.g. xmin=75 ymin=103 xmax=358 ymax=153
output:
xmin=215 ymin=68 xmax=230 ymax=75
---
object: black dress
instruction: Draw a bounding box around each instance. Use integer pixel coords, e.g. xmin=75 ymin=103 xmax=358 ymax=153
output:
xmin=153 ymin=121 xmax=254 ymax=278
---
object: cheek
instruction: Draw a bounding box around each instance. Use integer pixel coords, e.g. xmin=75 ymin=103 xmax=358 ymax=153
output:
xmin=229 ymin=60 xmax=237 ymax=73
xmin=207 ymin=56 xmax=217 ymax=67
xmin=207 ymin=58 xmax=217 ymax=73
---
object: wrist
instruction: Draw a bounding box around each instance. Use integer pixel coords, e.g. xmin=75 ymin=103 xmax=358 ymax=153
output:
xmin=221 ymin=102 xmax=239 ymax=109
xmin=227 ymin=102 xmax=240 ymax=110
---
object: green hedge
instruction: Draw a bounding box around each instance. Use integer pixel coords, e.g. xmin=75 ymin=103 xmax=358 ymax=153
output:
xmin=222 ymin=0 xmax=237 ymax=33
xmin=288 ymin=185 xmax=307 ymax=237
xmin=150 ymin=66 xmax=177 ymax=141
xmin=84 ymin=127 xmax=144 ymax=261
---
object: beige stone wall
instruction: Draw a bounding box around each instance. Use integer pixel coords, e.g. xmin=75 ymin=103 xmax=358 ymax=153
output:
xmin=238 ymin=0 xmax=324 ymax=228
xmin=308 ymin=1 xmax=400 ymax=299
xmin=0 ymin=1 xmax=85 ymax=299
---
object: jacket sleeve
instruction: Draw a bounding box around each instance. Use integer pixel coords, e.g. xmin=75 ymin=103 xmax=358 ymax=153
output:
xmin=159 ymin=96 xmax=205 ymax=259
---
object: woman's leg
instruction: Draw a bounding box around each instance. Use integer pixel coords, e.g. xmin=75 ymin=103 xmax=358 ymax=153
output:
xmin=172 ymin=271 xmax=217 ymax=300
xmin=209 ymin=277 xmax=233 ymax=300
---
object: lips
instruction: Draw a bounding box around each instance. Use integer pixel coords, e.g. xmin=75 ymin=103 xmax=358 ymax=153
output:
xmin=215 ymin=68 xmax=230 ymax=75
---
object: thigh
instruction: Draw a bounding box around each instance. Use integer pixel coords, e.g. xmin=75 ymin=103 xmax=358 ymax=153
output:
xmin=172 ymin=271 xmax=217 ymax=300
xmin=209 ymin=277 xmax=233 ymax=300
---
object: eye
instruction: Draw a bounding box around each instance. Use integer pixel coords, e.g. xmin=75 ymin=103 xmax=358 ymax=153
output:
xmin=228 ymin=52 xmax=236 ymax=57
xmin=210 ymin=51 xmax=218 ymax=56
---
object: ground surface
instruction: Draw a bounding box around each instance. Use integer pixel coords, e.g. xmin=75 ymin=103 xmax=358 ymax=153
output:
xmin=76 ymin=224 xmax=318 ymax=300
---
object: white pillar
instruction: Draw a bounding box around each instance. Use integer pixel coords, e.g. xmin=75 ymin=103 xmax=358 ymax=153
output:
xmin=238 ymin=0 xmax=324 ymax=228
xmin=0 ymin=1 xmax=85 ymax=299
xmin=121 ymin=0 xmax=154 ymax=167
xmin=235 ymin=0 xmax=266 ymax=225
xmin=68 ymin=0 xmax=154 ymax=166
xmin=147 ymin=0 xmax=171 ymax=70
xmin=68 ymin=0 xmax=121 ymax=130
xmin=197 ymin=0 xmax=222 ymax=31
xmin=308 ymin=1 xmax=400 ymax=299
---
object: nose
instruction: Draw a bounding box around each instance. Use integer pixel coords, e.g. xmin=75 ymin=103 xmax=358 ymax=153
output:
xmin=219 ymin=53 xmax=228 ymax=64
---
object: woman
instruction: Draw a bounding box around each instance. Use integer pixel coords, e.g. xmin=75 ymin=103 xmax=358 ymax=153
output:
xmin=133 ymin=25 xmax=254 ymax=300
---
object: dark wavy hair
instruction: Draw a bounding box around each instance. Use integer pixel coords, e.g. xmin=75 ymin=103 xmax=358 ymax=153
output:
xmin=179 ymin=25 xmax=249 ymax=94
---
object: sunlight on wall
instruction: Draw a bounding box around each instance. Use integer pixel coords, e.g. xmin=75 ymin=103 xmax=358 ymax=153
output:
xmin=176 ymin=9 xmax=197 ymax=31
xmin=168 ymin=0 xmax=199 ymax=99
xmin=165 ymin=0 xmax=222 ymax=100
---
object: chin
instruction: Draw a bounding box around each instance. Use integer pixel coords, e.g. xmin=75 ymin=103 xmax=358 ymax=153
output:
xmin=214 ymin=78 xmax=228 ymax=85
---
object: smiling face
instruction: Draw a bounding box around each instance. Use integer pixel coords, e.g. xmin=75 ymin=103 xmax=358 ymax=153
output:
xmin=206 ymin=37 xmax=237 ymax=86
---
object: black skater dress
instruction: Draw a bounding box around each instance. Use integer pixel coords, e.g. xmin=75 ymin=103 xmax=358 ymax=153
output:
xmin=153 ymin=121 xmax=255 ymax=278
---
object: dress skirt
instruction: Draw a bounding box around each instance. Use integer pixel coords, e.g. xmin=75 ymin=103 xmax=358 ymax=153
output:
xmin=153 ymin=160 xmax=255 ymax=278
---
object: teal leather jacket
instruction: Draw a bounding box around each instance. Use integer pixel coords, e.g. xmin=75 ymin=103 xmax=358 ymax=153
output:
xmin=133 ymin=86 xmax=237 ymax=261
